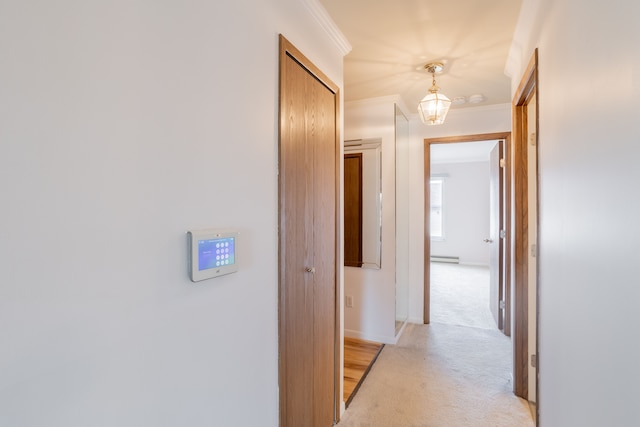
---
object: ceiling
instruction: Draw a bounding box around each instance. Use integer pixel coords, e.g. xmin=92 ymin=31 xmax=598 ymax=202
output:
xmin=318 ymin=0 xmax=523 ymax=111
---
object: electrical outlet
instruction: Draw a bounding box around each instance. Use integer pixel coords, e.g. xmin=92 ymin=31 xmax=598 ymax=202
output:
xmin=346 ymin=295 xmax=354 ymax=308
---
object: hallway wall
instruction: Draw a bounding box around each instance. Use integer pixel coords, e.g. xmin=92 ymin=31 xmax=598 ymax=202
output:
xmin=507 ymin=0 xmax=640 ymax=425
xmin=0 ymin=1 xmax=345 ymax=426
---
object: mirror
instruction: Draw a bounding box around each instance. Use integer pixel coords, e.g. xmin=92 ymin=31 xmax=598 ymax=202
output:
xmin=395 ymin=105 xmax=410 ymax=334
xmin=344 ymin=139 xmax=382 ymax=269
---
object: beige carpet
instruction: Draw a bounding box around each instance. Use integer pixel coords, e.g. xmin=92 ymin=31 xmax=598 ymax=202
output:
xmin=430 ymin=263 xmax=496 ymax=330
xmin=338 ymin=323 xmax=534 ymax=426
xmin=339 ymin=263 xmax=534 ymax=426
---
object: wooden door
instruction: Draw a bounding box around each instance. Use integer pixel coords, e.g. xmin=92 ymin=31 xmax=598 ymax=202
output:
xmin=344 ymin=153 xmax=363 ymax=267
xmin=488 ymin=141 xmax=505 ymax=331
xmin=278 ymin=35 xmax=339 ymax=427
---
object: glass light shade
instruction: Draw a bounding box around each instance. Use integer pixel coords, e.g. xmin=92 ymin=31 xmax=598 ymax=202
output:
xmin=417 ymin=92 xmax=452 ymax=125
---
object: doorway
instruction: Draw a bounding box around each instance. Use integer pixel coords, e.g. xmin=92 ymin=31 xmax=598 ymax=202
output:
xmin=424 ymin=133 xmax=512 ymax=330
xmin=424 ymin=132 xmax=516 ymax=389
xmin=427 ymin=138 xmax=507 ymax=333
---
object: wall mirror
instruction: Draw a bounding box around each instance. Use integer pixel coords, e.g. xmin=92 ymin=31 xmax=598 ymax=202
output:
xmin=344 ymin=138 xmax=382 ymax=269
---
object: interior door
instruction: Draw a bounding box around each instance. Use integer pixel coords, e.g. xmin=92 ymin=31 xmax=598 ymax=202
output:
xmin=278 ymin=35 xmax=339 ymax=427
xmin=488 ymin=141 xmax=505 ymax=331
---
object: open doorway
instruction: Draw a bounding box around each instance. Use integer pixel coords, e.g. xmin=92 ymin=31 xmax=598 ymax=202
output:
xmin=428 ymin=139 xmax=504 ymax=332
xmin=424 ymin=133 xmax=512 ymax=333
xmin=424 ymin=132 xmax=519 ymax=394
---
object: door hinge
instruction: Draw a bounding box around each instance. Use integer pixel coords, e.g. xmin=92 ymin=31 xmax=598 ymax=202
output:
xmin=499 ymin=158 xmax=506 ymax=168
xmin=499 ymin=300 xmax=506 ymax=310
xmin=500 ymin=229 xmax=506 ymax=239
xmin=531 ymin=244 xmax=537 ymax=258
xmin=531 ymin=354 xmax=537 ymax=368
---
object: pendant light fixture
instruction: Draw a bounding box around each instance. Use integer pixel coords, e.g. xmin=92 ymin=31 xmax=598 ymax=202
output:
xmin=417 ymin=62 xmax=452 ymax=126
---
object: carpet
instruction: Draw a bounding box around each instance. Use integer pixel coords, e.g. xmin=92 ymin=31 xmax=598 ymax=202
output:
xmin=337 ymin=322 xmax=534 ymax=427
xmin=430 ymin=263 xmax=496 ymax=330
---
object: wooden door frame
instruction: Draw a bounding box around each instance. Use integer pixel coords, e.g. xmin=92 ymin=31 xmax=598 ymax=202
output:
xmin=424 ymin=132 xmax=512 ymax=334
xmin=512 ymin=49 xmax=539 ymax=404
xmin=278 ymin=34 xmax=342 ymax=425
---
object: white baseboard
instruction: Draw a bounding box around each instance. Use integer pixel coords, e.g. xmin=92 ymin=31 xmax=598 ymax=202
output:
xmin=408 ymin=316 xmax=424 ymax=324
xmin=393 ymin=321 xmax=409 ymax=343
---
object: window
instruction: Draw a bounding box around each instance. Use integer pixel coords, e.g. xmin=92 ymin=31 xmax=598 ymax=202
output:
xmin=430 ymin=177 xmax=444 ymax=239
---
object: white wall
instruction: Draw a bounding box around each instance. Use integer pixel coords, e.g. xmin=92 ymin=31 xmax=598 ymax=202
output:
xmin=408 ymin=104 xmax=511 ymax=323
xmin=507 ymin=0 xmax=640 ymax=425
xmin=0 ymin=1 xmax=345 ymax=426
xmin=430 ymin=161 xmax=491 ymax=265
xmin=343 ymin=97 xmax=398 ymax=343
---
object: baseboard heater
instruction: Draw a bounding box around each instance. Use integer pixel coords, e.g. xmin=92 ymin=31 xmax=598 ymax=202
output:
xmin=431 ymin=255 xmax=459 ymax=264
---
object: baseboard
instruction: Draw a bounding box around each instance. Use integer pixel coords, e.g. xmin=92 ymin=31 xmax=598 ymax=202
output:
xmin=431 ymin=255 xmax=459 ymax=263
xmin=344 ymin=329 xmax=396 ymax=345
xmin=393 ymin=321 xmax=409 ymax=343
xmin=408 ymin=316 xmax=424 ymax=324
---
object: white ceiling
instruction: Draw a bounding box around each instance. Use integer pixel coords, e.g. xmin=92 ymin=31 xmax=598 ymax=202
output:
xmin=318 ymin=0 xmax=523 ymax=110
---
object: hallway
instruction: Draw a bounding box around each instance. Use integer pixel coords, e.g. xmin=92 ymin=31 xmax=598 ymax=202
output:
xmin=338 ymin=263 xmax=533 ymax=426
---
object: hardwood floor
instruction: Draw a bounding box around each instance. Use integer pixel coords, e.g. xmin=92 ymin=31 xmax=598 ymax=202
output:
xmin=344 ymin=337 xmax=384 ymax=406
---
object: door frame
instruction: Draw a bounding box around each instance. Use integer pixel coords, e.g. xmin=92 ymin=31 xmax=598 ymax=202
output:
xmin=424 ymin=132 xmax=512 ymax=334
xmin=512 ymin=48 xmax=539 ymax=405
xmin=277 ymin=34 xmax=342 ymax=425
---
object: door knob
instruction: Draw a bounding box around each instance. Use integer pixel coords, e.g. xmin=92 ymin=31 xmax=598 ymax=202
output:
xmin=305 ymin=267 xmax=316 ymax=273
xmin=483 ymin=238 xmax=493 ymax=243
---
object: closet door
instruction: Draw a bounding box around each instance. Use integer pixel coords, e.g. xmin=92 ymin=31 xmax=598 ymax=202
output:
xmin=278 ymin=35 xmax=339 ymax=427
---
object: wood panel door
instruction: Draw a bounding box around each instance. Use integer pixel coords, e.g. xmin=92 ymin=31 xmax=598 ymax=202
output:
xmin=278 ymin=35 xmax=339 ymax=427
xmin=489 ymin=140 xmax=505 ymax=331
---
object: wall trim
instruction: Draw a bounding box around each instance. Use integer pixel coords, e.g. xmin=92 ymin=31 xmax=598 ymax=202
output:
xmin=302 ymin=0 xmax=352 ymax=56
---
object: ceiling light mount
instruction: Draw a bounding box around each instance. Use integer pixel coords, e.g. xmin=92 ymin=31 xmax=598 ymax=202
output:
xmin=423 ymin=62 xmax=444 ymax=75
xmin=417 ymin=62 xmax=452 ymax=126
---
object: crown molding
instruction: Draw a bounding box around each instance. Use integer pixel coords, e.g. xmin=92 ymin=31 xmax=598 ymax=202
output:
xmin=302 ymin=0 xmax=352 ymax=57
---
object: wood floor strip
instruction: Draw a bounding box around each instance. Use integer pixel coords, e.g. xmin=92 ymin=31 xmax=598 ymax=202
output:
xmin=344 ymin=337 xmax=384 ymax=407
